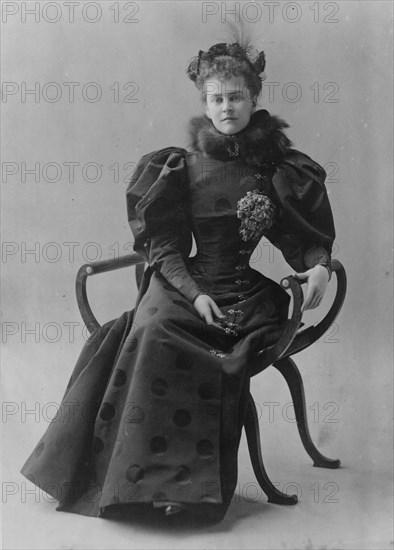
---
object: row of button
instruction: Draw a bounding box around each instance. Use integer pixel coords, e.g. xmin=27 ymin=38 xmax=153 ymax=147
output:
xmin=235 ymin=242 xmax=254 ymax=303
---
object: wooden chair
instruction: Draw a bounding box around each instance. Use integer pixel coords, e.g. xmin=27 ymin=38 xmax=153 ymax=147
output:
xmin=76 ymin=254 xmax=346 ymax=505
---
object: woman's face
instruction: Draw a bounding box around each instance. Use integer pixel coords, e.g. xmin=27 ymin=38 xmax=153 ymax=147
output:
xmin=204 ymin=74 xmax=255 ymax=135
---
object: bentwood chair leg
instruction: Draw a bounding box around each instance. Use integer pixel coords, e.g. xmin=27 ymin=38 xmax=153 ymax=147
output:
xmin=244 ymin=394 xmax=298 ymax=505
xmin=273 ymin=357 xmax=341 ymax=469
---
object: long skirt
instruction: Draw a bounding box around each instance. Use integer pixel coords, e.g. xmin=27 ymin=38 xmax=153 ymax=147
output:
xmin=20 ymin=268 xmax=289 ymax=522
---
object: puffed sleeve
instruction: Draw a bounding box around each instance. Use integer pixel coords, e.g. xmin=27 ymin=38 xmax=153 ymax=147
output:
xmin=266 ymin=149 xmax=336 ymax=273
xmin=126 ymin=147 xmax=205 ymax=303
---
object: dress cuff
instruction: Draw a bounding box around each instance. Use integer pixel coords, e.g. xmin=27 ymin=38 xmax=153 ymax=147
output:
xmin=191 ymin=289 xmax=208 ymax=304
xmin=165 ymin=274 xmax=207 ymax=304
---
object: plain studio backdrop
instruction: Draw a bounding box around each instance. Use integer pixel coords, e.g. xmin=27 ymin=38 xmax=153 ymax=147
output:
xmin=1 ymin=1 xmax=393 ymax=549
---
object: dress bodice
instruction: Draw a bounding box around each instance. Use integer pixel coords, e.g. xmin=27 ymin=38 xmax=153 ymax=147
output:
xmin=185 ymin=153 xmax=273 ymax=295
xmin=127 ymin=133 xmax=335 ymax=304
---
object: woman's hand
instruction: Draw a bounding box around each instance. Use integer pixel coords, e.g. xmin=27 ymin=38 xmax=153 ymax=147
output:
xmin=293 ymin=264 xmax=330 ymax=312
xmin=193 ymin=294 xmax=226 ymax=325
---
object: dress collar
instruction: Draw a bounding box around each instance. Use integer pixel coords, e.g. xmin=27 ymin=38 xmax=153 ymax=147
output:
xmin=187 ymin=109 xmax=292 ymax=166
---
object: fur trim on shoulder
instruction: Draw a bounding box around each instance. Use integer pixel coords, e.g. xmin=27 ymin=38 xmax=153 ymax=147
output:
xmin=188 ymin=109 xmax=292 ymax=165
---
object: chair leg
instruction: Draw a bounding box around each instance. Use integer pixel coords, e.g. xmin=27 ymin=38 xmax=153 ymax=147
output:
xmin=273 ymin=357 xmax=341 ymax=469
xmin=244 ymin=394 xmax=298 ymax=505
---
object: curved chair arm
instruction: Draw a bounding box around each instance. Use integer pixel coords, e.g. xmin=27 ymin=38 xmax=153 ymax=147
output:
xmin=283 ymin=259 xmax=347 ymax=357
xmin=250 ymin=274 xmax=304 ymax=376
xmin=250 ymin=259 xmax=347 ymax=376
xmin=75 ymin=253 xmax=145 ymax=334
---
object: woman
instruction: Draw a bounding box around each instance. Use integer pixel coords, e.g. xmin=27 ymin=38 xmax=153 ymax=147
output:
xmin=20 ymin=40 xmax=335 ymax=523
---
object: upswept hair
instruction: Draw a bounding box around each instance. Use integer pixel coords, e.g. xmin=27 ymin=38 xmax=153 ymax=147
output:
xmin=186 ymin=21 xmax=266 ymax=104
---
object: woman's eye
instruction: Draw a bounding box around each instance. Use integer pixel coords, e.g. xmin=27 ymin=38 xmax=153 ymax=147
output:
xmin=215 ymin=97 xmax=223 ymax=103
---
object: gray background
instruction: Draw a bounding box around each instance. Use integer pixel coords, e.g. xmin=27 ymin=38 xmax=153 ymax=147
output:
xmin=2 ymin=1 xmax=393 ymax=548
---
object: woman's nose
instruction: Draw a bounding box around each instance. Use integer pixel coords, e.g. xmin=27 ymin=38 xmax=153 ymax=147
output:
xmin=222 ymin=98 xmax=233 ymax=112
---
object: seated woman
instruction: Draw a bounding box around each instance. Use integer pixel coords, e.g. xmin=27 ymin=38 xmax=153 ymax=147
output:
xmin=20 ymin=38 xmax=335 ymax=523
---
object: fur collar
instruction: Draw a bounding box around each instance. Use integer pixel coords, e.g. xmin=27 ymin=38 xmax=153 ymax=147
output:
xmin=188 ymin=109 xmax=292 ymax=166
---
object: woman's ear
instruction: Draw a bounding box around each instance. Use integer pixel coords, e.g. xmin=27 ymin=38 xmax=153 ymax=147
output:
xmin=204 ymin=103 xmax=212 ymax=119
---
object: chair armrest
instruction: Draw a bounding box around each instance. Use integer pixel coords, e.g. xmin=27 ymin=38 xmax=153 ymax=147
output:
xmin=250 ymin=274 xmax=304 ymax=376
xmin=250 ymin=260 xmax=347 ymax=376
xmin=283 ymin=259 xmax=347 ymax=357
xmin=75 ymin=253 xmax=145 ymax=334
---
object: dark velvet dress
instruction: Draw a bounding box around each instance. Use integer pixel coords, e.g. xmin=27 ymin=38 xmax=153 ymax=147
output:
xmin=20 ymin=110 xmax=335 ymax=522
